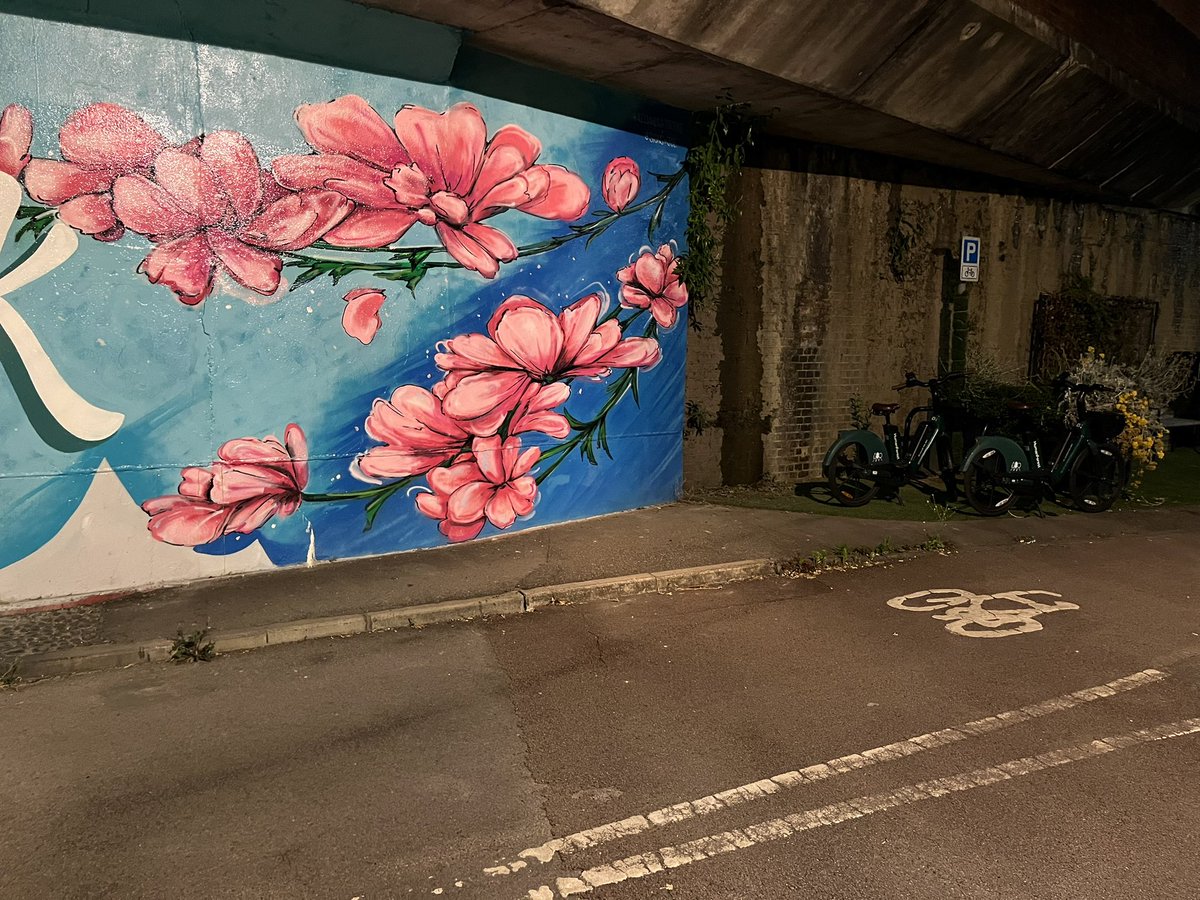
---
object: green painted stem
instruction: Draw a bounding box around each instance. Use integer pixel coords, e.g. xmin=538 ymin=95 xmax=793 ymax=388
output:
xmin=301 ymin=478 xmax=410 ymax=504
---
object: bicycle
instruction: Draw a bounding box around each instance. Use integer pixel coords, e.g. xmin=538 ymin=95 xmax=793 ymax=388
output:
xmin=823 ymin=372 xmax=965 ymax=507
xmin=960 ymin=378 xmax=1126 ymax=516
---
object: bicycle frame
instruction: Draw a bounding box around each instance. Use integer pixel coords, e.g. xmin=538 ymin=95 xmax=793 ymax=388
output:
xmin=1044 ymin=427 xmax=1093 ymax=486
xmin=959 ymin=383 xmax=1112 ymax=497
xmin=901 ymin=407 xmax=951 ymax=477
xmin=825 ymin=404 xmax=951 ymax=485
xmin=823 ymin=371 xmax=966 ymax=507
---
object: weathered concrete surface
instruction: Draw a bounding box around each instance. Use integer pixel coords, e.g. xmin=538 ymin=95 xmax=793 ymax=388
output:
xmin=2 ymin=530 xmax=1198 ymax=897
xmin=0 ymin=626 xmax=555 ymax=899
xmin=684 ymin=150 xmax=1200 ymax=486
xmin=361 ymin=0 xmax=1200 ymax=211
xmin=3 ymin=496 xmax=1198 ymax=665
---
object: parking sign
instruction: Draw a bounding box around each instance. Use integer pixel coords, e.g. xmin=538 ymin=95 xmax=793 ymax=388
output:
xmin=960 ymin=235 xmax=980 ymax=282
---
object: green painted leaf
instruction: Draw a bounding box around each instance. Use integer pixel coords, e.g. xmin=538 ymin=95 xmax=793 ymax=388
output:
xmin=288 ymin=266 xmax=324 ymax=289
xmin=14 ymin=213 xmax=54 ymax=244
xmin=597 ymin=418 xmax=612 ymax=459
xmin=647 ymin=196 xmax=668 ymax=242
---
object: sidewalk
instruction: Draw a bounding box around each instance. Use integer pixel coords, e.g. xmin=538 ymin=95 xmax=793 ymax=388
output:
xmin=3 ymin=499 xmax=1197 ymax=676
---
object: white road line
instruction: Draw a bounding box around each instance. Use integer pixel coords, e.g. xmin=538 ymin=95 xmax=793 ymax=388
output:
xmin=537 ymin=716 xmax=1200 ymax=897
xmin=506 ymin=668 xmax=1165 ymax=869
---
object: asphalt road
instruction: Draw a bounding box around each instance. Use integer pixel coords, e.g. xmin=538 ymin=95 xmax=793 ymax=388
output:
xmin=2 ymin=529 xmax=1198 ymax=899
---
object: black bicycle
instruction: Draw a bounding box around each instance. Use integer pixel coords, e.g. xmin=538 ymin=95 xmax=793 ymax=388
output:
xmin=960 ymin=378 xmax=1126 ymax=515
xmin=823 ymin=372 xmax=965 ymax=507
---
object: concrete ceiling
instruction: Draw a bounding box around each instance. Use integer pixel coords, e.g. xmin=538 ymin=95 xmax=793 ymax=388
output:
xmin=1152 ymin=0 xmax=1200 ymax=38
xmin=359 ymin=0 xmax=1200 ymax=213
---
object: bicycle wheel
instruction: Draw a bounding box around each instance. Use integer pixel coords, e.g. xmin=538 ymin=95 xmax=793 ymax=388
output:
xmin=825 ymin=441 xmax=880 ymax=507
xmin=1068 ymin=442 xmax=1123 ymax=512
xmin=963 ymin=448 xmax=1016 ymax=516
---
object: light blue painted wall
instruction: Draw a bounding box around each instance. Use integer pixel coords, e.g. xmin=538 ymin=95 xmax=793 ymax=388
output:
xmin=0 ymin=9 xmax=690 ymax=602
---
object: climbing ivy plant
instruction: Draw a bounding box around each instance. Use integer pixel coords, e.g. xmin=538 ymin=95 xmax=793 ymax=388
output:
xmin=678 ymin=102 xmax=756 ymax=329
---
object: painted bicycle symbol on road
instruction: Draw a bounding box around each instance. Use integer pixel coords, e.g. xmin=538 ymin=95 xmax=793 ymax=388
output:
xmin=887 ymin=588 xmax=1078 ymax=638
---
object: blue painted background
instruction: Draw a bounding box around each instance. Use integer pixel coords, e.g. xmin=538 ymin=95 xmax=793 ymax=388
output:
xmin=0 ymin=13 xmax=688 ymax=591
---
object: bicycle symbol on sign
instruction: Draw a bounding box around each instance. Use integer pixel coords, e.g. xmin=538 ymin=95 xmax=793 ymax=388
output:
xmin=887 ymin=588 xmax=1078 ymax=638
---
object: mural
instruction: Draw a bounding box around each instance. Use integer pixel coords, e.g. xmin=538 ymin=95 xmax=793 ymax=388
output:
xmin=0 ymin=15 xmax=688 ymax=607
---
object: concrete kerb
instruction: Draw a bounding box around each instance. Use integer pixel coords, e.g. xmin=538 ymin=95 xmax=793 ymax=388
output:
xmin=9 ymin=559 xmax=776 ymax=681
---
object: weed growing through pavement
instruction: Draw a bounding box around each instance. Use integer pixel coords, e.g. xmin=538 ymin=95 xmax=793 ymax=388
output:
xmin=779 ymin=535 xmax=955 ymax=578
xmin=919 ymin=498 xmax=954 ymax=554
xmin=1 ymin=659 xmax=20 ymax=689
xmin=170 ymin=628 xmax=215 ymax=663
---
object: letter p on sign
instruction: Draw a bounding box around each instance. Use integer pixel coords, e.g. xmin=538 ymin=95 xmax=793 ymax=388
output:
xmin=960 ymin=235 xmax=980 ymax=282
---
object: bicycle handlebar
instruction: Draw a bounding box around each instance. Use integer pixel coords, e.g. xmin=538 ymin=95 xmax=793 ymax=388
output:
xmin=1051 ymin=373 xmax=1116 ymax=396
xmin=891 ymin=371 xmax=966 ymax=391
xmin=1073 ymin=383 xmax=1116 ymax=396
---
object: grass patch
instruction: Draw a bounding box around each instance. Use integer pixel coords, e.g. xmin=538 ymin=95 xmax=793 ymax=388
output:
xmin=687 ymin=449 xmax=1200 ymax=519
xmin=1122 ymin=448 xmax=1200 ymax=507
xmin=686 ymin=479 xmax=973 ymax=522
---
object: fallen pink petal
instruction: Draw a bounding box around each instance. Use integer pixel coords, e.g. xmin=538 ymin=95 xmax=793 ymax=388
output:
xmin=342 ymin=287 xmax=387 ymax=344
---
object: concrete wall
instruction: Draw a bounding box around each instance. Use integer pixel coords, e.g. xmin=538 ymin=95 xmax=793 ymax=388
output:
xmin=0 ymin=8 xmax=690 ymax=610
xmin=685 ymin=148 xmax=1200 ymax=487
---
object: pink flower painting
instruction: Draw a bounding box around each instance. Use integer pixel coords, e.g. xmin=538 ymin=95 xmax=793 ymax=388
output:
xmin=354 ymin=384 xmax=470 ymax=481
xmin=617 ymin=244 xmax=689 ymax=329
xmin=507 ymin=382 xmax=571 ymax=439
xmin=435 ymin=292 xmax=661 ymax=425
xmin=112 ymin=131 xmax=353 ymax=304
xmin=273 ymin=95 xmax=590 ymax=278
xmin=0 ymin=104 xmax=32 ymax=178
xmin=6 ymin=90 xmax=694 ymax=552
xmin=23 ymin=103 xmax=168 ymax=241
xmin=415 ymin=435 xmax=539 ymax=542
xmin=601 ymin=156 xmax=639 ymax=212
xmin=342 ymin=287 xmax=387 ymax=344
xmin=142 ymin=424 xmax=309 ymax=546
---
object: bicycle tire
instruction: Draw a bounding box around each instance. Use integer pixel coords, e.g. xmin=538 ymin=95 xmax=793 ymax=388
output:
xmin=825 ymin=440 xmax=881 ymax=507
xmin=1068 ymin=442 xmax=1123 ymax=512
xmin=963 ymin=448 xmax=1017 ymax=516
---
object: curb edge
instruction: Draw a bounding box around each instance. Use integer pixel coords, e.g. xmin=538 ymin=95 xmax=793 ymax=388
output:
xmin=8 ymin=559 xmax=776 ymax=681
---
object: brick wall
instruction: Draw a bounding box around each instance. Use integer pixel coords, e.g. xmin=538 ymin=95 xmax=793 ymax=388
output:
xmin=684 ymin=158 xmax=1200 ymax=487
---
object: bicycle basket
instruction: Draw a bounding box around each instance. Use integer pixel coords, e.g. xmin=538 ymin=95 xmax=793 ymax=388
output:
xmin=1084 ymin=410 xmax=1126 ymax=441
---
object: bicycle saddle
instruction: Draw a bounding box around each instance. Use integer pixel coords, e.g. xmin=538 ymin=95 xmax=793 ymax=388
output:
xmin=871 ymin=402 xmax=900 ymax=415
